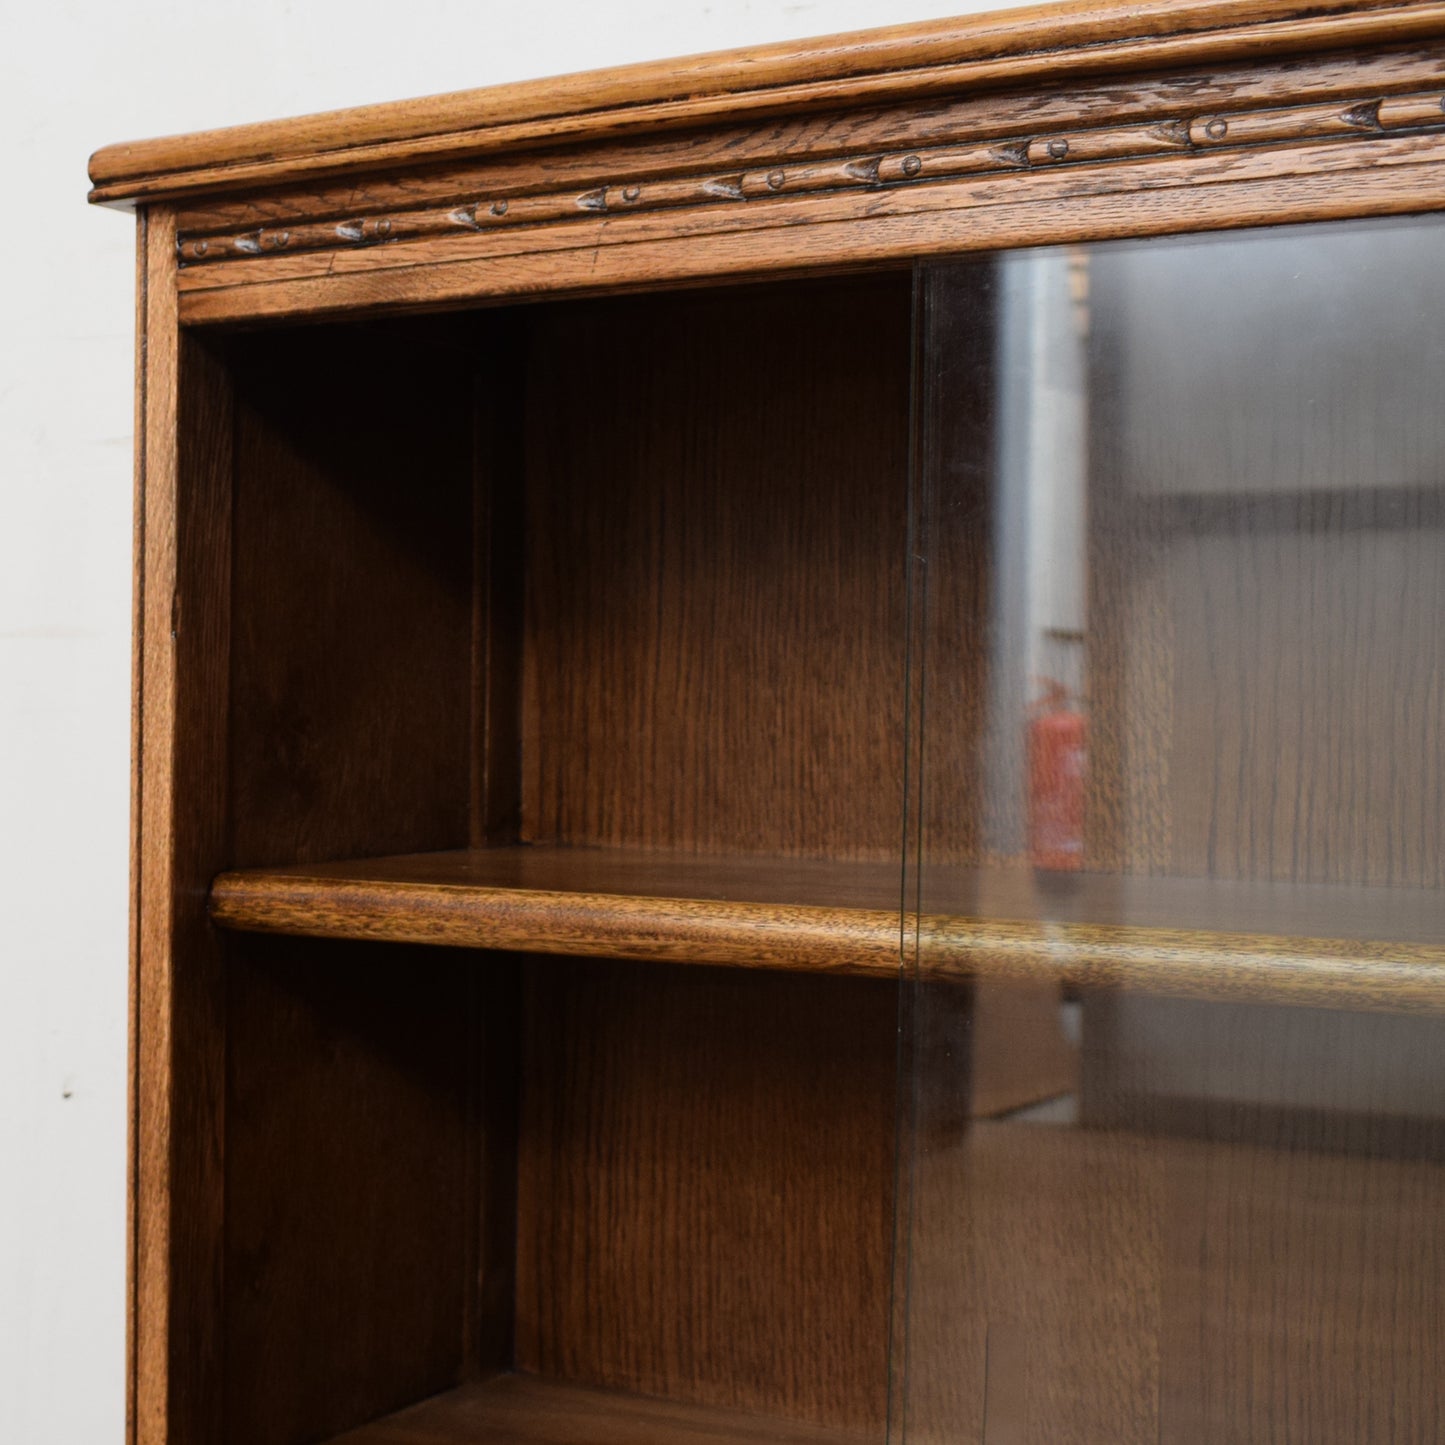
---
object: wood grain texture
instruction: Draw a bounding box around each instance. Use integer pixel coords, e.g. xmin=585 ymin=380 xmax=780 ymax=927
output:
xmin=132 ymin=206 xmax=234 ymax=1445
xmin=113 ymin=13 xmax=1445 ymax=1444
xmin=168 ymin=43 xmax=1445 ymax=238
xmin=173 ymin=123 xmax=1445 ymax=294
xmin=916 ymin=223 xmax=1445 ymax=878
xmin=514 ymin=958 xmax=897 ymax=1433
xmin=463 ymin=963 xmax=522 ymax=1379
xmin=226 ymin=316 xmax=478 ymax=869
xmin=1163 ymin=509 xmax=1445 ymax=886
xmin=469 ymin=332 xmax=526 ymax=849
xmin=209 ymin=851 xmax=905 ymax=975
xmin=1077 ymin=227 xmax=1445 ymax=887
xmin=220 ymin=936 xmax=488 ymax=1445
xmin=911 ymin=260 xmax=996 ymax=869
xmin=519 ymin=278 xmax=911 ymax=858
xmin=170 ymin=86 xmax=1445 ymax=268
xmin=126 ymin=203 xmax=144 ymax=1445
xmin=208 ymin=848 xmax=1445 ymax=1009
xmin=174 ymin=132 xmax=1445 ymax=325
xmin=87 ymin=0 xmax=1445 ymax=205
xmin=902 ymin=995 xmax=1445 ymax=1443
xmin=324 ymin=1372 xmax=875 ymax=1445
xmin=133 ymin=203 xmax=178 ymax=1445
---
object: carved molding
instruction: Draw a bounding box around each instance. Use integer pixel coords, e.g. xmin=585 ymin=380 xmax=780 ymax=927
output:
xmin=175 ymin=89 xmax=1445 ymax=266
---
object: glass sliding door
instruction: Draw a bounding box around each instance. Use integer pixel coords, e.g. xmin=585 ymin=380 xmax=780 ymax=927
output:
xmin=898 ymin=218 xmax=1445 ymax=1445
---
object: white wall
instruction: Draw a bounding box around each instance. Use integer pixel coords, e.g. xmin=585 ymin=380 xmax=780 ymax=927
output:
xmin=0 ymin=1 xmax=998 ymax=1438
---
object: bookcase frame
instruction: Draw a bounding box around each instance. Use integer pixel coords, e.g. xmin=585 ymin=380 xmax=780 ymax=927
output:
xmin=92 ymin=4 xmax=1445 ymax=1442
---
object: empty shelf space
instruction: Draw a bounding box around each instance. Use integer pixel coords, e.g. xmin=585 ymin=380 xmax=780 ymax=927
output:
xmin=209 ymin=847 xmax=1445 ymax=1008
xmin=209 ymin=846 xmax=906 ymax=976
xmin=325 ymin=1374 xmax=874 ymax=1445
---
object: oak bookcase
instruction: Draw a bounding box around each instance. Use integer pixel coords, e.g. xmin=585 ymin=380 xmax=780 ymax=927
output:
xmin=93 ymin=3 xmax=1445 ymax=1442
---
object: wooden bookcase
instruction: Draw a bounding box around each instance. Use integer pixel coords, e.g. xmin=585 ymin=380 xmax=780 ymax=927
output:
xmin=92 ymin=3 xmax=1445 ymax=1443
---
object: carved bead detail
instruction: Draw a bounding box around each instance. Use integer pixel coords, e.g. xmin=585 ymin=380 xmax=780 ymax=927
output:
xmin=334 ymin=217 xmax=397 ymax=244
xmin=990 ymin=141 xmax=1031 ymax=168
xmin=1340 ymin=100 xmax=1384 ymax=130
xmin=174 ymin=87 xmax=1445 ymax=266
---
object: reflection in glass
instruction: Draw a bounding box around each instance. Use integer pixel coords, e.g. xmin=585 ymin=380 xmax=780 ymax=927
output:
xmin=988 ymin=248 xmax=1090 ymax=870
xmin=901 ymin=219 xmax=1445 ymax=1445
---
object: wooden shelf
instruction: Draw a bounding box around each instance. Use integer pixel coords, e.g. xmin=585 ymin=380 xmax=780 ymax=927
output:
xmin=210 ymin=846 xmax=1445 ymax=1010
xmin=210 ymin=846 xmax=905 ymax=976
xmin=325 ymin=1373 xmax=873 ymax=1445
xmin=913 ymin=866 xmax=1445 ymax=1012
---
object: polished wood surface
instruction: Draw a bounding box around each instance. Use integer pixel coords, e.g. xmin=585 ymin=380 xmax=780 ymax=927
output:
xmin=514 ymin=959 xmax=896 ymax=1433
xmin=132 ymin=208 xmax=234 ymax=1445
xmin=168 ymin=43 xmax=1445 ymax=240
xmin=209 ymin=847 xmax=1445 ymax=1008
xmin=325 ymin=1372 xmax=875 ymax=1445
xmin=173 ymin=130 xmax=1445 ymax=326
xmin=88 ymin=0 xmax=1445 ymax=205
xmin=209 ymin=849 xmax=903 ymax=975
xmin=170 ymin=83 xmax=1445 ymax=269
xmin=108 ymin=10 xmax=1445 ymax=1445
xmin=212 ymin=844 xmax=906 ymax=905
xmin=86 ymin=5 xmax=1445 ymax=325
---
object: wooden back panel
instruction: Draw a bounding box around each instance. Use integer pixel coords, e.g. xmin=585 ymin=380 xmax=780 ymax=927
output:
xmin=520 ymin=274 xmax=913 ymax=859
xmin=227 ymin=316 xmax=479 ymax=870
xmin=515 ymin=958 xmax=898 ymax=1436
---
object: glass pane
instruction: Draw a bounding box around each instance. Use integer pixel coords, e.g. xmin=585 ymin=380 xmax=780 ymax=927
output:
xmin=900 ymin=219 xmax=1445 ymax=1445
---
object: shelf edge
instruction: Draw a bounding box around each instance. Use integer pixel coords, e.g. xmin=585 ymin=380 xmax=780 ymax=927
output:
xmin=211 ymin=869 xmax=1445 ymax=1011
xmin=917 ymin=917 xmax=1445 ymax=1012
xmin=208 ymin=871 xmax=903 ymax=977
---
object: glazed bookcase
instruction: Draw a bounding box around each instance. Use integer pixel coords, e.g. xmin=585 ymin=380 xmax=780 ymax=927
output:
xmin=93 ymin=3 xmax=1445 ymax=1443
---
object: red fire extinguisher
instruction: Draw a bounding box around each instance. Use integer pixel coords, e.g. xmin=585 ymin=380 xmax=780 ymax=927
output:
xmin=1028 ymin=681 xmax=1087 ymax=872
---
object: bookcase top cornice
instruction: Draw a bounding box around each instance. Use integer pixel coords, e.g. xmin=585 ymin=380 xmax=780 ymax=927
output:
xmin=88 ymin=0 xmax=1445 ymax=205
